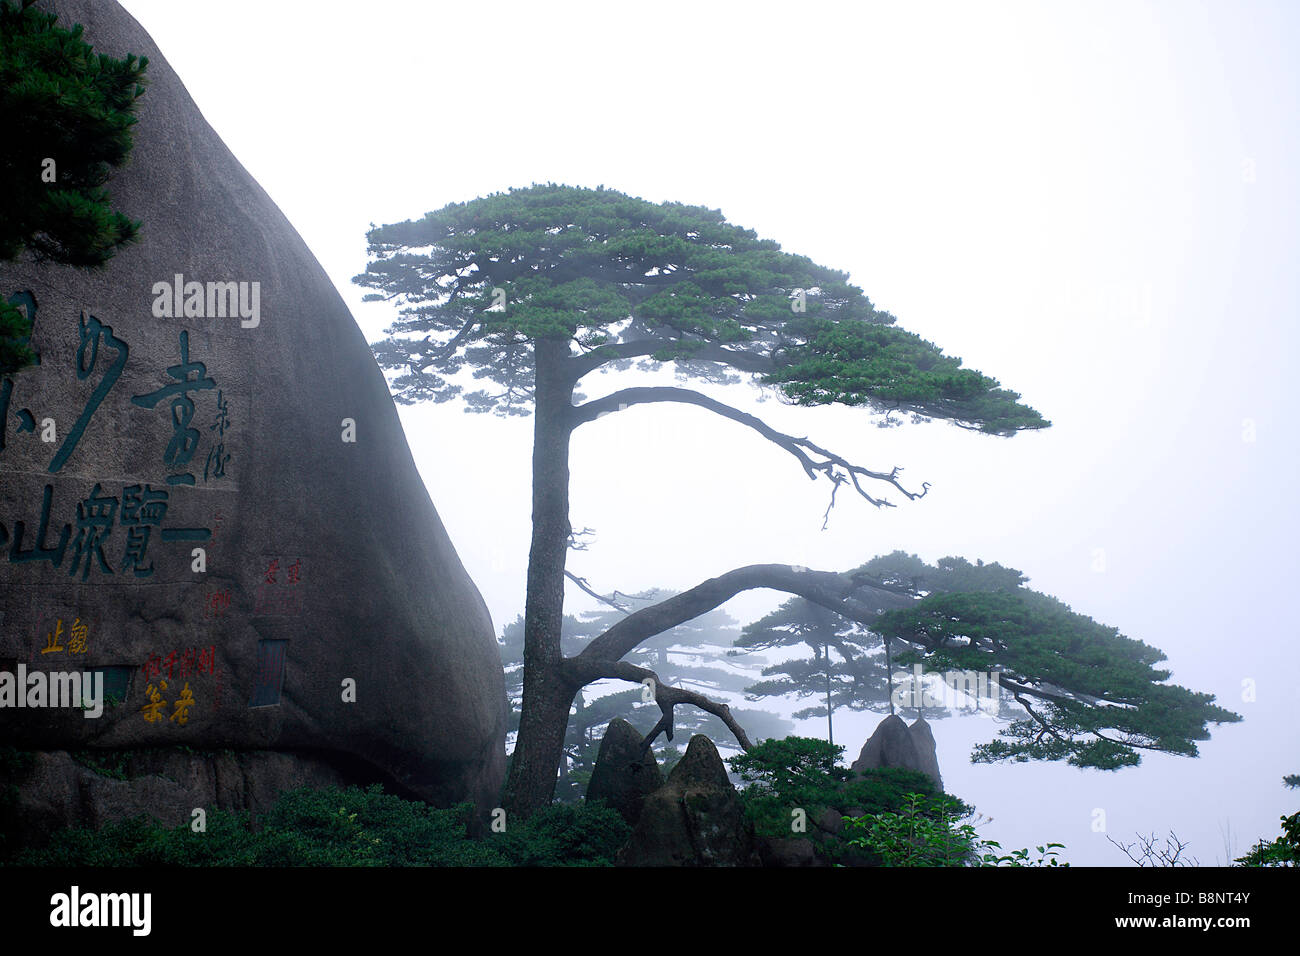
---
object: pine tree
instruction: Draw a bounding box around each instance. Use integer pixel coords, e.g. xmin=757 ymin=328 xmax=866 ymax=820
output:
xmin=741 ymin=551 xmax=1239 ymax=769
xmin=0 ymin=0 xmax=148 ymax=373
xmin=355 ymin=183 xmax=1049 ymax=813
xmin=737 ymin=553 xmax=1033 ymax=744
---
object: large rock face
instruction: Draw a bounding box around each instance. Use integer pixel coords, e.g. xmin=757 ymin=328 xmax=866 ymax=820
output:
xmin=617 ymin=735 xmax=759 ymax=867
xmin=585 ymin=718 xmax=662 ymax=826
xmin=904 ymin=716 xmax=943 ymax=791
xmin=850 ymin=714 xmax=943 ymax=790
xmin=10 ymin=750 xmax=352 ymax=842
xmin=0 ymin=0 xmax=506 ymax=841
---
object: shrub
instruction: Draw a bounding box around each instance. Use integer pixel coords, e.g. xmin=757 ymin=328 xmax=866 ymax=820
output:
xmin=730 ymin=735 xmax=966 ymax=864
xmin=1236 ymin=811 xmax=1300 ymax=867
xmin=843 ymin=792 xmax=1067 ymax=867
xmin=490 ymin=802 xmax=631 ymax=867
xmin=5 ymin=783 xmax=629 ymax=867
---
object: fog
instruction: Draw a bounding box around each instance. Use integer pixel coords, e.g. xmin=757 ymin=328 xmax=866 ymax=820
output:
xmin=119 ymin=0 xmax=1299 ymax=865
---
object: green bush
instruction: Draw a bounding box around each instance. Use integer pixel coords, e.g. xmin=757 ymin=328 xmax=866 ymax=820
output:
xmin=0 ymin=0 xmax=147 ymax=265
xmin=730 ymin=735 xmax=967 ymax=864
xmin=491 ymin=802 xmax=630 ymax=867
xmin=1236 ymin=810 xmax=1299 ymax=867
xmin=843 ymin=792 xmax=1067 ymax=867
xmin=1 ymin=0 xmax=151 ymax=376
xmin=6 ymin=783 xmax=630 ymax=867
xmin=729 ymin=735 xmax=1066 ymax=866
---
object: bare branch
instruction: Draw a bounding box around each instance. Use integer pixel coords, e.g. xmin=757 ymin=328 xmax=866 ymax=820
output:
xmin=1106 ymin=831 xmax=1198 ymax=867
xmin=1011 ymin=690 xmax=1066 ymax=743
xmin=822 ymin=472 xmax=844 ymax=530
xmin=565 ymin=563 xmax=1141 ymax=724
xmin=845 ymin=569 xmax=931 ymax=598
xmin=576 ymin=563 xmax=915 ymax=666
xmin=561 ymin=657 xmax=754 ymax=753
xmin=567 ymin=527 xmax=597 ymax=552
xmin=564 ymin=570 xmax=630 ymax=614
xmin=570 ymin=385 xmax=928 ymax=515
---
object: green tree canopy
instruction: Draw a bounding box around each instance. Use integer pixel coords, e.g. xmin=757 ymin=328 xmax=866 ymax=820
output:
xmin=736 ymin=552 xmax=1029 ymax=739
xmin=871 ymin=573 xmax=1242 ymax=770
xmin=355 ymin=183 xmax=1048 ymax=436
xmin=736 ymin=551 xmax=1239 ymax=770
xmin=0 ymin=0 xmax=148 ymax=374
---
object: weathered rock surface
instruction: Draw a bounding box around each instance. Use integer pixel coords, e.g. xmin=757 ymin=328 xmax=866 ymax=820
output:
xmin=585 ymin=718 xmax=662 ymax=826
xmin=617 ymin=735 xmax=759 ymax=867
xmin=0 ymin=0 xmax=506 ymax=839
xmin=756 ymin=836 xmax=822 ymax=867
xmin=3 ymin=749 xmax=354 ymax=850
xmin=905 ymin=716 xmax=944 ymax=791
xmin=850 ymin=714 xmax=943 ymax=790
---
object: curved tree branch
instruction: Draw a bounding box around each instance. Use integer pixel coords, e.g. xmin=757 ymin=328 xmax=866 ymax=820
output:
xmin=569 ymin=563 xmax=1149 ymax=731
xmin=570 ymin=385 xmax=929 ymax=513
xmin=564 ymin=569 xmax=630 ymax=614
xmin=575 ymin=564 xmax=914 ymax=666
xmin=1011 ymin=690 xmax=1066 ymax=743
xmin=434 ymin=312 xmax=479 ymax=358
xmin=561 ymin=657 xmax=755 ymax=753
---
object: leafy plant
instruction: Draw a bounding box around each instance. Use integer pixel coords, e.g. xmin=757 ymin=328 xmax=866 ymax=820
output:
xmin=1236 ymin=811 xmax=1299 ymax=867
xmin=730 ymin=735 xmax=963 ymax=864
xmin=0 ymin=0 xmax=149 ymax=375
xmin=843 ymin=792 xmax=1068 ymax=867
xmin=6 ymin=783 xmax=630 ymax=867
xmin=489 ymin=802 xmax=630 ymax=867
xmin=842 ymin=792 xmax=977 ymax=866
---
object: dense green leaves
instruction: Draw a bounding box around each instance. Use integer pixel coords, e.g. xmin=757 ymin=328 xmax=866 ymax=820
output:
xmin=763 ymin=320 xmax=1046 ymax=434
xmin=736 ymin=552 xmax=1027 ymax=731
xmin=0 ymin=0 xmax=147 ymax=266
xmin=872 ymin=580 xmax=1242 ymax=769
xmin=0 ymin=295 xmax=35 ymax=374
xmin=728 ymin=735 xmax=967 ymax=864
xmin=7 ymin=784 xmax=631 ymax=867
xmin=355 ymin=184 xmax=1047 ymax=432
xmin=0 ymin=0 xmax=148 ymax=375
xmin=842 ymin=793 xmax=1069 ymax=867
xmin=1236 ymin=810 xmax=1299 ymax=867
xmin=738 ymin=552 xmax=1239 ymax=771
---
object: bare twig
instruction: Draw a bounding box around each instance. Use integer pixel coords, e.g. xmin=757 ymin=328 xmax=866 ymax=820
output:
xmin=570 ymin=385 xmax=928 ymax=519
xmin=564 ymin=570 xmax=630 ymax=614
xmin=1106 ymin=831 xmax=1198 ymax=867
xmin=562 ymin=657 xmax=754 ymax=754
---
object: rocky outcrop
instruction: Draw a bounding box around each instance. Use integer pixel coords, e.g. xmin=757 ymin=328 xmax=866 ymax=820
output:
xmin=850 ymin=715 xmax=943 ymax=790
xmin=905 ymin=716 xmax=943 ymax=791
xmin=617 ymin=735 xmax=759 ymax=867
xmin=3 ymin=749 xmax=355 ymax=849
xmin=0 ymin=0 xmax=507 ymax=841
xmin=585 ymin=718 xmax=662 ymax=826
xmin=756 ymin=836 xmax=822 ymax=867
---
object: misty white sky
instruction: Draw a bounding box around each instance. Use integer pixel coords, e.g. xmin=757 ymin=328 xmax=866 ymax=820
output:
xmin=118 ymin=0 xmax=1299 ymax=865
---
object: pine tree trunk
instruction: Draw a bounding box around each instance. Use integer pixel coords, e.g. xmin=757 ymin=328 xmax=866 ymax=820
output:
xmin=502 ymin=339 xmax=578 ymax=816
